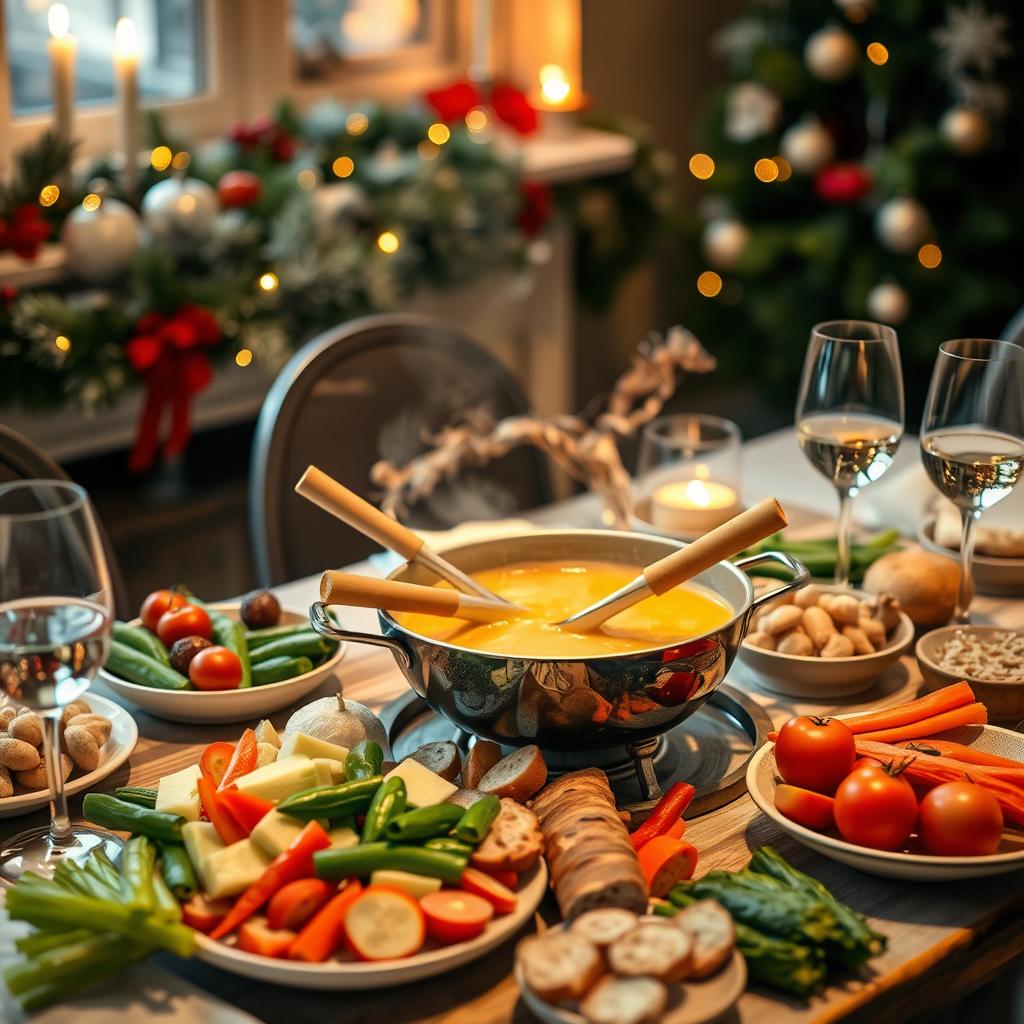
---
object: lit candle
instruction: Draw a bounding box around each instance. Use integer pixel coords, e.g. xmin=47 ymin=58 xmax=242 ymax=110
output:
xmin=469 ymin=0 xmax=494 ymax=84
xmin=538 ymin=63 xmax=574 ymax=109
xmin=650 ymin=478 xmax=741 ymax=534
xmin=114 ymin=17 xmax=141 ymax=197
xmin=48 ymin=4 xmax=76 ymax=151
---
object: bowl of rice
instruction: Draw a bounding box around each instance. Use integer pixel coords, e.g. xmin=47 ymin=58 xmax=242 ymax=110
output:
xmin=916 ymin=626 xmax=1024 ymax=723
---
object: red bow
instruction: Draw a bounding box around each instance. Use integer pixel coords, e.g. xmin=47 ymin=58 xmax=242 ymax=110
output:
xmin=228 ymin=117 xmax=296 ymax=162
xmin=0 ymin=204 xmax=53 ymax=260
xmin=124 ymin=305 xmax=220 ymax=471
xmin=425 ymin=80 xmax=538 ymax=136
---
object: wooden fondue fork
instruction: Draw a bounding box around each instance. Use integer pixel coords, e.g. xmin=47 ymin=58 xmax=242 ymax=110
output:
xmin=319 ymin=571 xmax=513 ymax=623
xmin=559 ymin=497 xmax=789 ymax=632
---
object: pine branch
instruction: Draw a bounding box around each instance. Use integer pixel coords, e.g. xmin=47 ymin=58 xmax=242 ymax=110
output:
xmin=0 ymin=131 xmax=75 ymax=211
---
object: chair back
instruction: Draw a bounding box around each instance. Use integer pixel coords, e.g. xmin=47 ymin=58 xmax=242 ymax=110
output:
xmin=250 ymin=314 xmax=552 ymax=585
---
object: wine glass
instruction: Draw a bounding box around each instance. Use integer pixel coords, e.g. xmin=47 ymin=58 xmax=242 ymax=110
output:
xmin=0 ymin=480 xmax=123 ymax=883
xmin=920 ymin=339 xmax=1024 ymax=622
xmin=795 ymin=321 xmax=905 ymax=588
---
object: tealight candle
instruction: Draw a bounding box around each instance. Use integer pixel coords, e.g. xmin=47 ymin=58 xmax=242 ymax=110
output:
xmin=650 ymin=478 xmax=741 ymax=533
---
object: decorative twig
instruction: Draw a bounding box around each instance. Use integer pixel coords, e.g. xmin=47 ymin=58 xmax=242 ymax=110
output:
xmin=370 ymin=326 xmax=715 ymax=528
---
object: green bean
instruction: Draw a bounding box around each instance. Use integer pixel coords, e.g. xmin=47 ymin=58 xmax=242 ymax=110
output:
xmin=113 ymin=621 xmax=170 ymax=665
xmin=277 ymin=777 xmax=382 ymax=821
xmin=314 ymin=843 xmax=467 ymax=884
xmin=423 ymin=837 xmax=473 ymax=859
xmin=452 ymin=795 xmax=500 ymax=845
xmin=249 ymin=633 xmax=332 ymax=664
xmin=361 ymin=776 xmax=406 ymax=843
xmin=245 ymin=623 xmax=313 ymax=648
xmin=251 ymin=655 xmax=313 ymax=685
xmin=114 ymin=786 xmax=158 ymax=808
xmin=157 ymin=841 xmax=197 ymax=900
xmin=82 ymin=793 xmax=184 ymax=843
xmin=119 ymin=837 xmax=156 ymax=912
xmin=384 ymin=804 xmax=464 ymax=842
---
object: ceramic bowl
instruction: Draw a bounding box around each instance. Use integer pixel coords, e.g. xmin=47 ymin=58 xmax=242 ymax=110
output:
xmin=916 ymin=624 xmax=1024 ymax=725
xmin=918 ymin=515 xmax=1024 ymax=598
xmin=738 ymin=585 xmax=914 ymax=698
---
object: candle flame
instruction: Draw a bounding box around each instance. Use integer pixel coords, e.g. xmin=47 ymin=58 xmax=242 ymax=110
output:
xmin=685 ymin=479 xmax=713 ymax=508
xmin=115 ymin=17 xmax=139 ymax=59
xmin=539 ymin=63 xmax=571 ymax=105
xmin=48 ymin=3 xmax=70 ymax=38
xmin=695 ymin=463 xmax=710 ymax=480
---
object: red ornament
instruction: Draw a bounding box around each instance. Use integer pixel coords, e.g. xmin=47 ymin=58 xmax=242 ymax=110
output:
xmin=424 ymin=79 xmax=538 ymax=136
xmin=518 ymin=181 xmax=552 ymax=237
xmin=490 ymin=83 xmax=538 ymax=136
xmin=124 ymin=304 xmax=220 ymax=471
xmin=814 ymin=162 xmax=873 ymax=204
xmin=218 ymin=170 xmax=263 ymax=208
xmin=425 ymin=80 xmax=483 ymax=122
xmin=0 ymin=284 xmax=17 ymax=309
xmin=227 ymin=118 xmax=296 ymax=163
xmin=0 ymin=204 xmax=53 ymax=260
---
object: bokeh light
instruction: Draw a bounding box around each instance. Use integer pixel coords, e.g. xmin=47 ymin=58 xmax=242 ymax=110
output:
xmin=688 ymin=153 xmax=715 ymax=180
xmin=39 ymin=184 xmax=60 ymax=207
xmin=377 ymin=231 xmax=400 ymax=254
xmin=697 ymin=271 xmax=723 ymax=297
xmin=918 ymin=244 xmax=942 ymax=268
xmin=754 ymin=158 xmax=779 ymax=182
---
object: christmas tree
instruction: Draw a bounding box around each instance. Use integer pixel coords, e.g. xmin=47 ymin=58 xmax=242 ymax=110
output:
xmin=679 ymin=0 xmax=1022 ymax=399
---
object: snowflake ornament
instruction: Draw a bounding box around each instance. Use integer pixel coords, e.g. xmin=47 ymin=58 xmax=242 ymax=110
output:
xmin=932 ymin=2 xmax=1012 ymax=77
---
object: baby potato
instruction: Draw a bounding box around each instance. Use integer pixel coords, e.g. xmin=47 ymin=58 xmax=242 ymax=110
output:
xmin=776 ymin=630 xmax=814 ymax=656
xmin=820 ymin=633 xmax=856 ymax=658
xmin=858 ymin=615 xmax=887 ymax=648
xmin=842 ymin=624 xmax=875 ymax=655
xmin=802 ymin=605 xmax=837 ymax=651
xmin=761 ymin=605 xmax=804 ymax=635
xmin=746 ymin=630 xmax=777 ymax=651
xmin=793 ymin=584 xmax=822 ymax=609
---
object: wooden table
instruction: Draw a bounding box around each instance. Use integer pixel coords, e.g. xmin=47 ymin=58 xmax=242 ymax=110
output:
xmin=6 ymin=431 xmax=1024 ymax=1023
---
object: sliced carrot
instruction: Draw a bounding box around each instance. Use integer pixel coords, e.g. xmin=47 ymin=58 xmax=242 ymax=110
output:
xmin=840 ymin=682 xmax=976 ymax=736
xmin=900 ymin=739 xmax=1024 ymax=770
xmin=288 ymin=880 xmax=363 ymax=963
xmin=857 ymin=702 xmax=987 ymax=744
xmin=237 ymin=917 xmax=297 ymax=959
xmin=664 ymin=817 xmax=687 ymax=840
xmin=219 ymin=728 xmax=259 ymax=790
xmin=267 ymin=877 xmax=334 ymax=932
xmin=636 ymin=836 xmax=698 ymax=898
xmin=460 ymin=867 xmax=517 ymax=915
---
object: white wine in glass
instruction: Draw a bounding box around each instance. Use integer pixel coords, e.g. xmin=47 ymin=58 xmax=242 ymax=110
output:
xmin=920 ymin=340 xmax=1024 ymax=622
xmin=795 ymin=321 xmax=905 ymax=587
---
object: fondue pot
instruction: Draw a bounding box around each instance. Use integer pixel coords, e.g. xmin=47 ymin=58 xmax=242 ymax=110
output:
xmin=310 ymin=530 xmax=807 ymax=751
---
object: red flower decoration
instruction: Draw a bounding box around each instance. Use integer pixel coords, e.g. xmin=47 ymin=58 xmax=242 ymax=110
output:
xmin=814 ymin=162 xmax=873 ymax=205
xmin=518 ymin=181 xmax=552 ymax=237
xmin=425 ymin=80 xmax=483 ymax=122
xmin=491 ymin=83 xmax=537 ymax=136
xmin=0 ymin=205 xmax=53 ymax=261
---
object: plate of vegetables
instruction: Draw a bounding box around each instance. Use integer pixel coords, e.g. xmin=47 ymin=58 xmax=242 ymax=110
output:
xmin=97 ymin=588 xmax=345 ymax=724
xmin=747 ymin=683 xmax=1024 ymax=880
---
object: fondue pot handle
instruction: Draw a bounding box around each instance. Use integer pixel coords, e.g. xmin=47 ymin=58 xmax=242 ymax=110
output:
xmin=309 ymin=601 xmax=413 ymax=669
xmin=734 ymin=551 xmax=811 ymax=615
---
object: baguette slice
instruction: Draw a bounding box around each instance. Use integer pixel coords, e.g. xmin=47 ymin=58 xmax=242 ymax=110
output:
xmin=570 ymin=908 xmax=639 ymax=949
xmin=607 ymin=922 xmax=692 ymax=983
xmin=517 ymin=931 xmax=604 ymax=1004
xmin=580 ymin=976 xmax=667 ymax=1024
xmin=478 ymin=744 xmax=548 ymax=802
xmin=409 ymin=741 xmax=462 ymax=783
xmin=462 ymin=739 xmax=503 ymax=789
xmin=444 ymin=787 xmax=489 ymax=810
xmin=673 ymin=899 xmax=735 ymax=979
xmin=471 ymin=797 xmax=543 ymax=872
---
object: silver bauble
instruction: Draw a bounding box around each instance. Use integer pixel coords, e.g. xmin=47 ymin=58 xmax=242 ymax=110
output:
xmin=310 ymin=182 xmax=372 ymax=241
xmin=940 ymin=107 xmax=990 ymax=155
xmin=875 ymin=197 xmax=930 ymax=253
xmin=866 ymin=282 xmax=909 ymax=324
xmin=702 ymin=219 xmax=750 ymax=270
xmin=142 ymin=176 xmax=219 ymax=245
xmin=780 ymin=117 xmax=835 ymax=174
xmin=724 ymin=81 xmax=782 ymax=142
xmin=804 ymin=25 xmax=859 ymax=82
xmin=61 ymin=196 xmax=141 ymax=284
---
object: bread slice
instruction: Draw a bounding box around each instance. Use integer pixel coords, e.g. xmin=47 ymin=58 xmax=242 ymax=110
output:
xmin=516 ymin=931 xmax=603 ymax=1004
xmin=444 ymin=787 xmax=488 ymax=810
xmin=673 ymin=899 xmax=735 ymax=979
xmin=462 ymin=739 xmax=502 ymax=789
xmin=478 ymin=744 xmax=548 ymax=802
xmin=607 ymin=922 xmax=693 ymax=983
xmin=471 ymin=797 xmax=543 ymax=872
xmin=580 ymin=976 xmax=667 ymax=1024
xmin=409 ymin=741 xmax=462 ymax=783
xmin=570 ymin=908 xmax=639 ymax=949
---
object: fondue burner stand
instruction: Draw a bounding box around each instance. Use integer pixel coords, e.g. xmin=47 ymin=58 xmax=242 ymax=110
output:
xmin=380 ymin=685 xmax=772 ymax=819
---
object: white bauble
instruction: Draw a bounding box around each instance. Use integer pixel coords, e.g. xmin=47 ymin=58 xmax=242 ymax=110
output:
xmin=804 ymin=25 xmax=859 ymax=82
xmin=703 ymin=219 xmax=750 ymax=270
xmin=866 ymin=282 xmax=909 ymax=324
xmin=875 ymin=197 xmax=930 ymax=253
xmin=940 ymin=107 xmax=990 ymax=155
xmin=780 ymin=118 xmax=835 ymax=174
xmin=724 ymin=81 xmax=782 ymax=142
xmin=61 ymin=197 xmax=141 ymax=284
xmin=834 ymin=0 xmax=875 ymax=18
xmin=310 ymin=182 xmax=372 ymax=240
xmin=142 ymin=177 xmax=219 ymax=245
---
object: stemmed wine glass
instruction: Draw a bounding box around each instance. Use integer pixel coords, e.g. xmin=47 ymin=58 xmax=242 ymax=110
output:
xmin=795 ymin=321 xmax=905 ymax=588
xmin=0 ymin=480 xmax=123 ymax=883
xmin=920 ymin=339 xmax=1024 ymax=622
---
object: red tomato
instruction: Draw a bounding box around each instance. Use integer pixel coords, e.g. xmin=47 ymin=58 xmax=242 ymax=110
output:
xmin=157 ymin=604 xmax=213 ymax=646
xmin=919 ymin=781 xmax=1003 ymax=856
xmin=189 ymin=646 xmax=243 ymax=691
xmin=774 ymin=784 xmax=835 ymax=832
xmin=774 ymin=716 xmax=856 ymax=795
xmin=267 ymin=878 xmax=334 ymax=931
xmin=218 ymin=169 xmax=262 ymax=208
xmin=834 ymin=765 xmax=918 ymax=851
xmin=460 ymin=867 xmax=517 ymax=915
xmin=140 ymin=589 xmax=188 ymax=634
xmin=200 ymin=740 xmax=236 ymax=785
xmin=420 ymin=890 xmax=494 ymax=944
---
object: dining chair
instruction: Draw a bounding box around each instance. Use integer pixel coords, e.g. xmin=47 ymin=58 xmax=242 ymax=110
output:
xmin=0 ymin=425 xmax=131 ymax=617
xmin=250 ymin=313 xmax=553 ymax=586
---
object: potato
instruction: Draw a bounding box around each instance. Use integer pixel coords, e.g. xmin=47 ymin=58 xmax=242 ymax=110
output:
xmin=777 ymin=630 xmax=814 ymax=656
xmin=821 ymin=634 xmax=856 ymax=658
xmin=745 ymin=631 xmax=776 ymax=651
xmin=842 ymin=625 xmax=875 ymax=655
xmin=793 ymin=584 xmax=822 ymax=609
xmin=802 ymin=606 xmax=836 ymax=651
xmin=761 ymin=605 xmax=804 ymax=635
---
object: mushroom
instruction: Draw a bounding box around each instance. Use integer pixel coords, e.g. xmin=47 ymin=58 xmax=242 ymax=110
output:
xmin=0 ymin=737 xmax=43 ymax=772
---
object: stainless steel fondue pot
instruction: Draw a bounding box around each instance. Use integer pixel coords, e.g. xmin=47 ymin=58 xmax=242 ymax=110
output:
xmin=310 ymin=530 xmax=808 ymax=751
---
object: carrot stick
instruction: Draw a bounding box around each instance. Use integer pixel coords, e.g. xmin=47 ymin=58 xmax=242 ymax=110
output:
xmin=840 ymin=682 xmax=976 ymax=736
xmin=288 ymin=879 xmax=363 ymax=962
xmin=856 ymin=702 xmax=987 ymax=743
xmin=899 ymin=739 xmax=1024 ymax=770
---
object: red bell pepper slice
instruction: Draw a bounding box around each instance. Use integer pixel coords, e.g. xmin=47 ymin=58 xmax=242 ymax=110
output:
xmin=237 ymin=918 xmax=298 ymax=959
xmin=629 ymin=781 xmax=696 ymax=851
xmin=181 ymin=892 xmax=232 ymax=933
xmin=198 ymin=775 xmax=247 ymax=845
xmin=218 ymin=789 xmax=274 ymax=834
xmin=288 ymin=880 xmax=363 ymax=962
xmin=218 ymin=728 xmax=258 ymax=790
xmin=200 ymin=741 xmax=236 ymax=786
xmin=211 ymin=820 xmax=332 ymax=939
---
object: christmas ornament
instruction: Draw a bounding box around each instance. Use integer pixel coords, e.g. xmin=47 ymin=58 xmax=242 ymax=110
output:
xmin=61 ymin=195 xmax=141 ymax=284
xmin=724 ymin=82 xmax=781 ymax=142
xmin=426 ymin=80 xmax=483 ymax=122
xmin=866 ymin=281 xmax=909 ymax=324
xmin=875 ymin=197 xmax=930 ymax=253
xmin=518 ymin=181 xmax=552 ymax=238
xmin=814 ymin=163 xmax=872 ymax=204
xmin=932 ymin=2 xmax=1011 ymax=78
xmin=702 ymin=218 xmax=749 ymax=270
xmin=229 ymin=116 xmax=297 ymax=162
xmin=142 ymin=176 xmax=219 ymax=246
xmin=780 ymin=117 xmax=835 ymax=175
xmin=834 ymin=0 xmax=874 ymax=18
xmin=218 ymin=170 xmax=263 ymax=208
xmin=940 ymin=106 xmax=990 ymax=155
xmin=310 ymin=182 xmax=372 ymax=239
xmin=0 ymin=204 xmax=52 ymax=260
xmin=804 ymin=25 xmax=859 ymax=82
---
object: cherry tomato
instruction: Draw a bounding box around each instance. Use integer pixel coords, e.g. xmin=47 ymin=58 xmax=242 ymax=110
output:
xmin=217 ymin=169 xmax=262 ymax=208
xmin=156 ymin=603 xmax=213 ymax=647
xmin=419 ymin=890 xmax=493 ymax=944
xmin=774 ymin=716 xmax=856 ymax=795
xmin=140 ymin=589 xmax=188 ymax=633
xmin=189 ymin=645 xmax=243 ymax=691
xmin=267 ymin=878 xmax=334 ymax=932
xmin=919 ymin=781 xmax=1003 ymax=856
xmin=834 ymin=764 xmax=918 ymax=851
xmin=200 ymin=740 xmax=236 ymax=785
xmin=774 ymin=784 xmax=835 ymax=832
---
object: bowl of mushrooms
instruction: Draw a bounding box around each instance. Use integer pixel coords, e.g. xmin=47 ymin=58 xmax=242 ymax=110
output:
xmin=738 ymin=584 xmax=915 ymax=698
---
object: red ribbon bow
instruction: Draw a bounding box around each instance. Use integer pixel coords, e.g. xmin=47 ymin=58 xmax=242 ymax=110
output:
xmin=425 ymin=80 xmax=538 ymax=136
xmin=0 ymin=204 xmax=53 ymax=261
xmin=124 ymin=304 xmax=220 ymax=471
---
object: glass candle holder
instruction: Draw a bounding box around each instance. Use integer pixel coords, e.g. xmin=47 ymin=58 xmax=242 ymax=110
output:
xmin=634 ymin=414 xmax=743 ymax=536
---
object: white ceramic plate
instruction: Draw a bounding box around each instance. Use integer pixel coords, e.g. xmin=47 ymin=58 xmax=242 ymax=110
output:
xmin=747 ymin=722 xmax=1024 ymax=881
xmin=738 ymin=585 xmax=914 ymax=698
xmin=98 ymin=605 xmax=345 ymax=724
xmin=516 ymin=929 xmax=746 ymax=1024
xmin=0 ymin=693 xmax=138 ymax=819
xmin=918 ymin=515 xmax=1024 ymax=597
xmin=195 ymin=859 xmax=547 ymax=989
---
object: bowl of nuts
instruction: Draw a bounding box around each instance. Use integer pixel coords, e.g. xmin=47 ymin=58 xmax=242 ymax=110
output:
xmin=738 ymin=584 xmax=915 ymax=698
